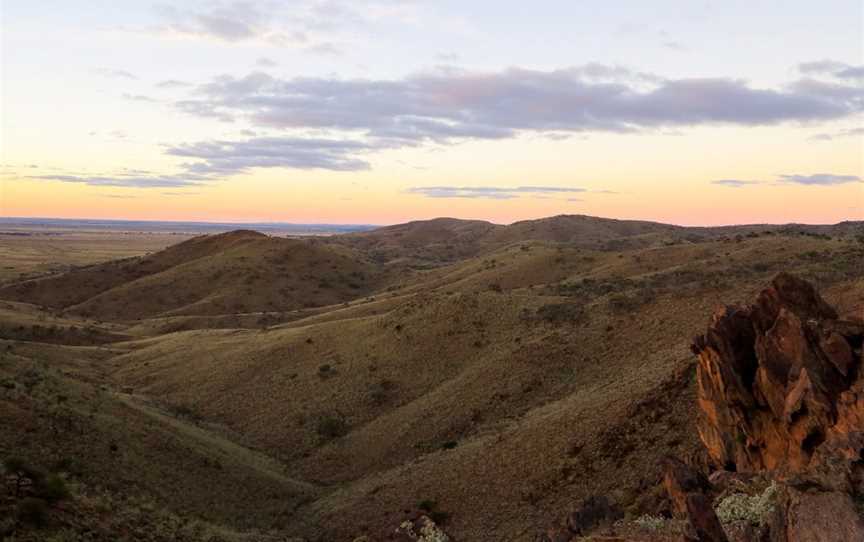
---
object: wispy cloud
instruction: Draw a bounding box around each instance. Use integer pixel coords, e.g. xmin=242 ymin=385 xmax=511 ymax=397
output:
xmin=809 ymin=126 xmax=864 ymax=141
xmin=93 ymin=67 xmax=138 ymax=79
xmin=123 ymin=93 xmax=158 ymax=103
xmin=407 ymin=186 xmax=586 ymax=199
xmin=156 ymin=79 xmax=192 ymax=89
xmin=151 ymin=2 xmax=344 ymax=54
xmin=30 ymin=174 xmax=205 ymax=188
xmin=712 ymin=179 xmax=763 ymax=188
xmin=166 ymin=136 xmax=375 ymax=173
xmin=662 ymin=41 xmax=687 ymax=51
xmin=713 ymin=174 xmax=862 ymax=188
xmin=799 ymin=60 xmax=864 ymax=80
xmin=256 ymin=57 xmax=277 ymax=67
xmin=778 ymin=173 xmax=862 ymax=186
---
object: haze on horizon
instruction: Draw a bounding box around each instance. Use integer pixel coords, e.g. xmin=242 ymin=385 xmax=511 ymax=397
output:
xmin=1 ymin=0 xmax=862 ymax=227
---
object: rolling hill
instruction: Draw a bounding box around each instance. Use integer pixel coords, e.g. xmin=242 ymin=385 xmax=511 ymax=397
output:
xmin=1 ymin=215 xmax=863 ymax=540
xmin=0 ymin=230 xmax=393 ymax=321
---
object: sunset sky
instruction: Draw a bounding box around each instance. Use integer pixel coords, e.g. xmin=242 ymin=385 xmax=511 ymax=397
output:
xmin=1 ymin=1 xmax=862 ymax=225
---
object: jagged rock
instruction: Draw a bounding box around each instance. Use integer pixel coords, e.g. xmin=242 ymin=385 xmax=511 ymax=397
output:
xmin=662 ymin=457 xmax=728 ymax=542
xmin=681 ymin=493 xmax=729 ymax=542
xmin=662 ymin=457 xmax=712 ymax=518
xmin=691 ymin=273 xmax=864 ymax=475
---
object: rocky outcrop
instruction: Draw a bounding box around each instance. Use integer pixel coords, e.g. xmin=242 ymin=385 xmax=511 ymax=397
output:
xmin=691 ymin=273 xmax=864 ymax=541
xmin=539 ymin=274 xmax=864 ymax=541
xmin=691 ymin=272 xmax=864 ymax=475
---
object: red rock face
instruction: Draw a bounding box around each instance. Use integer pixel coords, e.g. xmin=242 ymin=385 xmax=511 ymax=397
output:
xmin=692 ymin=273 xmax=864 ymax=475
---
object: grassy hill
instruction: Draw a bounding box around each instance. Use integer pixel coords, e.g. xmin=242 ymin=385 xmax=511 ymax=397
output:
xmin=0 ymin=230 xmax=392 ymax=321
xmin=0 ymin=216 xmax=862 ymax=540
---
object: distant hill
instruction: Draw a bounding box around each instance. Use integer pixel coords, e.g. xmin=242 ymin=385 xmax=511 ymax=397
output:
xmin=332 ymin=214 xmax=864 ymax=264
xmin=0 ymin=230 xmax=390 ymax=320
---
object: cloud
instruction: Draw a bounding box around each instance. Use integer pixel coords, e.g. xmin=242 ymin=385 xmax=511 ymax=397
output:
xmin=153 ymin=2 xmax=338 ymax=52
xmin=93 ymin=68 xmax=138 ymax=79
xmin=436 ymin=52 xmax=461 ymax=62
xmin=304 ymin=42 xmax=342 ymax=55
xmin=799 ymin=60 xmax=864 ymax=80
xmin=662 ymin=41 xmax=687 ymax=51
xmin=100 ymin=194 xmax=137 ymax=199
xmin=778 ymin=173 xmax=862 ymax=186
xmin=157 ymin=79 xmax=192 ymax=89
xmin=713 ymin=174 xmax=862 ymax=188
xmin=162 ymin=191 xmax=200 ymax=196
xmin=123 ymin=93 xmax=158 ymax=102
xmin=809 ymin=126 xmax=864 ymax=141
xmin=256 ymin=57 xmax=277 ymax=67
xmin=30 ymin=174 xmax=205 ymax=188
xmin=166 ymin=136 xmax=375 ymax=172
xmin=174 ymin=64 xmax=863 ymax=146
xmin=407 ymin=186 xmax=586 ymax=199
xmin=712 ymin=179 xmax=763 ymax=188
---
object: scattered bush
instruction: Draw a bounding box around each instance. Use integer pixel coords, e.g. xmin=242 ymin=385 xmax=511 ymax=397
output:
xmin=536 ymin=303 xmax=584 ymax=324
xmin=714 ymin=481 xmax=777 ymax=527
xmin=632 ymin=514 xmax=667 ymax=531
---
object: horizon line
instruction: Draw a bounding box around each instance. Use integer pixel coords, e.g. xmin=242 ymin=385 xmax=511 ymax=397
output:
xmin=1 ymin=214 xmax=861 ymax=230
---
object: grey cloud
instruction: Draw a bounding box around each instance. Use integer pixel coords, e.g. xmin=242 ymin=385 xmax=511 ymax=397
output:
xmin=30 ymin=174 xmax=205 ymax=188
xmin=174 ymin=65 xmax=863 ymax=146
xmin=712 ymin=179 xmax=763 ymax=188
xmin=155 ymin=2 xmax=335 ymax=51
xmin=778 ymin=174 xmax=862 ymax=186
xmin=407 ymin=186 xmax=586 ymax=199
xmin=166 ymin=136 xmax=375 ymax=173
xmin=713 ymin=174 xmax=862 ymax=188
xmin=799 ymin=60 xmax=864 ymax=80
xmin=256 ymin=57 xmax=278 ymax=67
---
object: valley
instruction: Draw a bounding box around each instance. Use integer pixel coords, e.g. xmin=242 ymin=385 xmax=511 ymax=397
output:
xmin=1 ymin=215 xmax=863 ymax=541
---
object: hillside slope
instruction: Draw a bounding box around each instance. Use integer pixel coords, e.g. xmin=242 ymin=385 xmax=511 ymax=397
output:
xmin=0 ymin=231 xmax=391 ymax=320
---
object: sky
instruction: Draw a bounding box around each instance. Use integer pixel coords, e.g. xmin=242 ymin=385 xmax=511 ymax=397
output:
xmin=1 ymin=0 xmax=862 ymax=226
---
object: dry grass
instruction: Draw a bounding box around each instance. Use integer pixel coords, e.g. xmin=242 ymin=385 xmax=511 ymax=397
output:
xmin=0 ymin=217 xmax=861 ymax=541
